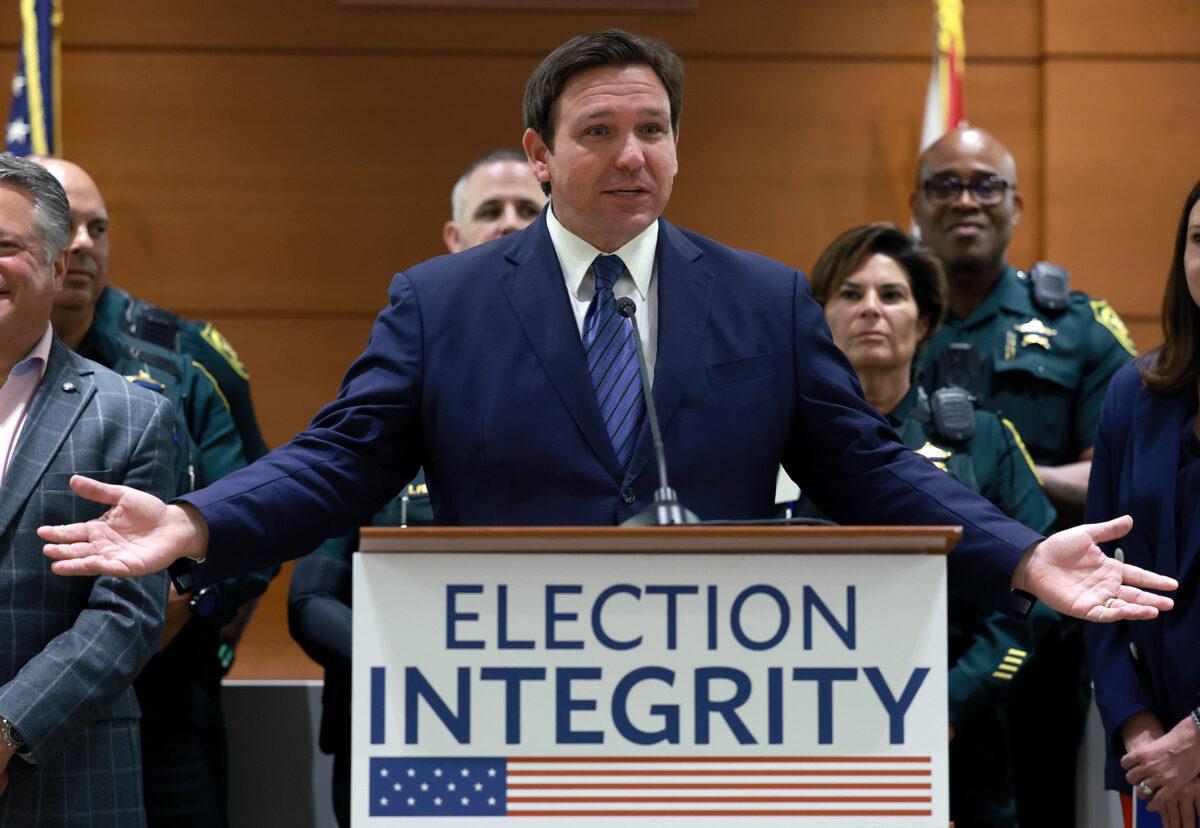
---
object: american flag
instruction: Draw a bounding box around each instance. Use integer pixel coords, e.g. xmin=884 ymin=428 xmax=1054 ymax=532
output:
xmin=370 ymin=755 xmax=933 ymax=818
xmin=5 ymin=0 xmax=61 ymax=156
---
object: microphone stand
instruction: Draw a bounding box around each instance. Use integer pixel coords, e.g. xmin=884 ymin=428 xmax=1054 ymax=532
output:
xmin=616 ymin=297 xmax=700 ymax=526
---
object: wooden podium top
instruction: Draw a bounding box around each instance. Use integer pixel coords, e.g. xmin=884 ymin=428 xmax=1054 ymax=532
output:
xmin=358 ymin=525 xmax=961 ymax=554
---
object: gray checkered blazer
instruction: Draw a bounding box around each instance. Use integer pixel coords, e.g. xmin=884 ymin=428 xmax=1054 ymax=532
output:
xmin=0 ymin=338 xmax=173 ymax=826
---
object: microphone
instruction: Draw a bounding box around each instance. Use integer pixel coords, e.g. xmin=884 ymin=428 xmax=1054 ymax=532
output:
xmin=615 ymin=296 xmax=700 ymax=526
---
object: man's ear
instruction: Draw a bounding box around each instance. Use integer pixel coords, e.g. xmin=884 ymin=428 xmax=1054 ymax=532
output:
xmin=522 ymin=128 xmax=552 ymax=188
xmin=443 ymin=221 xmax=463 ymax=254
xmin=52 ymin=248 xmax=68 ymax=290
xmin=1011 ymin=191 xmax=1024 ymax=229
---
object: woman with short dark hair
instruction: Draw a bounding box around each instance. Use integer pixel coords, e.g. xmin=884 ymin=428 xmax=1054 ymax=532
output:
xmin=798 ymin=221 xmax=1056 ymax=828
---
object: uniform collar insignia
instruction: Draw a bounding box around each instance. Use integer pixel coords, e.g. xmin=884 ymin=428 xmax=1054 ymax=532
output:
xmin=123 ymin=368 xmax=165 ymax=391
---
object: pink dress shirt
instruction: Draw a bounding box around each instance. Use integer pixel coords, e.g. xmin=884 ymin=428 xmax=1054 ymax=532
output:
xmin=0 ymin=323 xmax=53 ymax=486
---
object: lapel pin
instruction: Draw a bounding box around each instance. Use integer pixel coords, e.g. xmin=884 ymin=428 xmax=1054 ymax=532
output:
xmin=61 ymin=382 xmax=77 ymax=393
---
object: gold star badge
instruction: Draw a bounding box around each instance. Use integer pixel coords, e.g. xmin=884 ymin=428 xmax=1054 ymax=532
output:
xmin=915 ymin=441 xmax=952 ymax=472
xmin=1014 ymin=318 xmax=1057 ymax=350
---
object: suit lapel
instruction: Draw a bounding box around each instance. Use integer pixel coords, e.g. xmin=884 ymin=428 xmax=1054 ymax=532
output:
xmin=627 ymin=220 xmax=713 ymax=483
xmin=1130 ymin=386 xmax=1189 ymax=582
xmin=0 ymin=339 xmax=95 ymax=539
xmin=497 ymin=213 xmax=624 ymax=483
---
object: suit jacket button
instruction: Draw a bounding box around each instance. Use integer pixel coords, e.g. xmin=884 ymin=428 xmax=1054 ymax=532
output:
xmin=1114 ymin=547 xmax=1125 ymax=563
xmin=620 ymin=487 xmax=636 ymax=505
xmin=1129 ymin=641 xmax=1139 ymax=661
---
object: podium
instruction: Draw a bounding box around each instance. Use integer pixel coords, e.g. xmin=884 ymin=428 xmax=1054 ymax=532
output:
xmin=351 ymin=526 xmax=957 ymax=826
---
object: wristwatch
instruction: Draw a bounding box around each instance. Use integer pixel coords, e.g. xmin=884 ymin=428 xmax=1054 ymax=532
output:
xmin=188 ymin=586 xmax=218 ymax=619
xmin=1009 ymin=588 xmax=1036 ymax=617
xmin=0 ymin=716 xmax=25 ymax=752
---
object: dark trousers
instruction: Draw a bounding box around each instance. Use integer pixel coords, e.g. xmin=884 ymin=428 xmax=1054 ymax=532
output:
xmin=1009 ymin=622 xmax=1091 ymax=827
xmin=332 ymin=751 xmax=350 ymax=828
xmin=949 ymin=707 xmax=1018 ymax=828
xmin=136 ymin=672 xmax=229 ymax=827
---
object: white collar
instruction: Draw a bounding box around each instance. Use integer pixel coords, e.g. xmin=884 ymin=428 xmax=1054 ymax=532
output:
xmin=546 ymin=202 xmax=658 ymax=302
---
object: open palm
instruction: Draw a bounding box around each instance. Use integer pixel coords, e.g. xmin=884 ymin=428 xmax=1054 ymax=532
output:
xmin=1023 ymin=516 xmax=1175 ymax=621
xmin=38 ymin=475 xmax=204 ymax=577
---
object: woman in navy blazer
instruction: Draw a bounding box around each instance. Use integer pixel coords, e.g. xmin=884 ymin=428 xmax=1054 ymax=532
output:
xmin=1086 ymin=179 xmax=1200 ymax=828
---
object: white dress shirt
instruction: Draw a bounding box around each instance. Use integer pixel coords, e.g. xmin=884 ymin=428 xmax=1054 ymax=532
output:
xmin=545 ymin=203 xmax=660 ymax=385
xmin=0 ymin=323 xmax=53 ymax=485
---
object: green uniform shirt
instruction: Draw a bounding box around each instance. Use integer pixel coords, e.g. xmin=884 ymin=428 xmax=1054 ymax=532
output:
xmin=887 ymin=387 xmax=1062 ymax=826
xmin=791 ymin=385 xmax=1057 ymax=726
xmin=918 ymin=265 xmax=1136 ymax=466
xmin=883 ymin=387 xmax=1059 ymax=729
xmin=95 ymin=286 xmax=270 ymax=461
xmin=78 ymin=317 xmax=272 ymax=630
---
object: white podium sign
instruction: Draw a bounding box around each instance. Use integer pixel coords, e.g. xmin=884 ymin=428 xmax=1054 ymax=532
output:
xmin=353 ymin=536 xmax=948 ymax=826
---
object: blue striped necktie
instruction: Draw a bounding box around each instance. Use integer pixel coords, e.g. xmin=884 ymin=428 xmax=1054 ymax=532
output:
xmin=583 ymin=254 xmax=645 ymax=469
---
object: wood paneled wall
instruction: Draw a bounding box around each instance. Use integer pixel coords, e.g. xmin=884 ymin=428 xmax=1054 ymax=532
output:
xmin=3 ymin=1 xmax=1192 ymax=678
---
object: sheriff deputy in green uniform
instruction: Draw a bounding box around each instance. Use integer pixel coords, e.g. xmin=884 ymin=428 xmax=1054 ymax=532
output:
xmin=93 ymin=287 xmax=269 ymax=463
xmin=910 ymin=128 xmax=1136 ymax=828
xmin=41 ymin=157 xmax=275 ymax=828
xmin=786 ymin=222 xmax=1055 ymax=827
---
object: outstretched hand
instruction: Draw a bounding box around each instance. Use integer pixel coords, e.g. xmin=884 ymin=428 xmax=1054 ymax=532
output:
xmin=38 ymin=475 xmax=209 ymax=577
xmin=1015 ymin=515 xmax=1176 ymax=622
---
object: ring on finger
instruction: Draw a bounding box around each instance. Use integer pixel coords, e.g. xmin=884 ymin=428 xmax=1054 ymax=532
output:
xmin=1104 ymin=597 xmax=1117 ymax=609
xmin=1139 ymin=781 xmax=1154 ymax=798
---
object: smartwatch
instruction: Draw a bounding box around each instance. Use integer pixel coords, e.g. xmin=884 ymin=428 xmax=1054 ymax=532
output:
xmin=188 ymin=586 xmax=218 ymax=619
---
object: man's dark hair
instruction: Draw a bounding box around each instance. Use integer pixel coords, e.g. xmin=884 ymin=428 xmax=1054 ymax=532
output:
xmin=0 ymin=152 xmax=69 ymax=262
xmin=809 ymin=222 xmax=949 ymax=338
xmin=1140 ymin=178 xmax=1200 ymax=394
xmin=523 ymin=28 xmax=684 ymax=153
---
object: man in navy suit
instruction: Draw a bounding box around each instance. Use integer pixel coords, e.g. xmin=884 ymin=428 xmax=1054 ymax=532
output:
xmin=40 ymin=29 xmax=1174 ymax=623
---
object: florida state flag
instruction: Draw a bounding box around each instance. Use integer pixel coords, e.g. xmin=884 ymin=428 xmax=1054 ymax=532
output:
xmin=920 ymin=0 xmax=965 ymax=150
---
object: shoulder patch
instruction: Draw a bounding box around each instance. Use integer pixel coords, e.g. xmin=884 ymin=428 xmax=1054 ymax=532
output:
xmin=1001 ymin=417 xmax=1043 ymax=486
xmin=199 ymin=323 xmax=250 ymax=380
xmin=1089 ymin=299 xmax=1137 ymax=357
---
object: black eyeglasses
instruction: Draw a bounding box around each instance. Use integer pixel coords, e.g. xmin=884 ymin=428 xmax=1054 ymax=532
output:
xmin=921 ymin=173 xmax=1012 ymax=206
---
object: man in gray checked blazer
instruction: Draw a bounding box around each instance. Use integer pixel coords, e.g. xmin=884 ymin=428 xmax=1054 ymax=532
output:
xmin=0 ymin=155 xmax=171 ymax=825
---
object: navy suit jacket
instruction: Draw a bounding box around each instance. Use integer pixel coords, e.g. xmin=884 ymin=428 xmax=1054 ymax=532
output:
xmin=1083 ymin=361 xmax=1200 ymax=790
xmin=185 ymin=212 xmax=1040 ymax=612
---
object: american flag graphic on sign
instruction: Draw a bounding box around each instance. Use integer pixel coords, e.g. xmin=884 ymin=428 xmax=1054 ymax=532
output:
xmin=370 ymin=756 xmax=933 ymax=818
